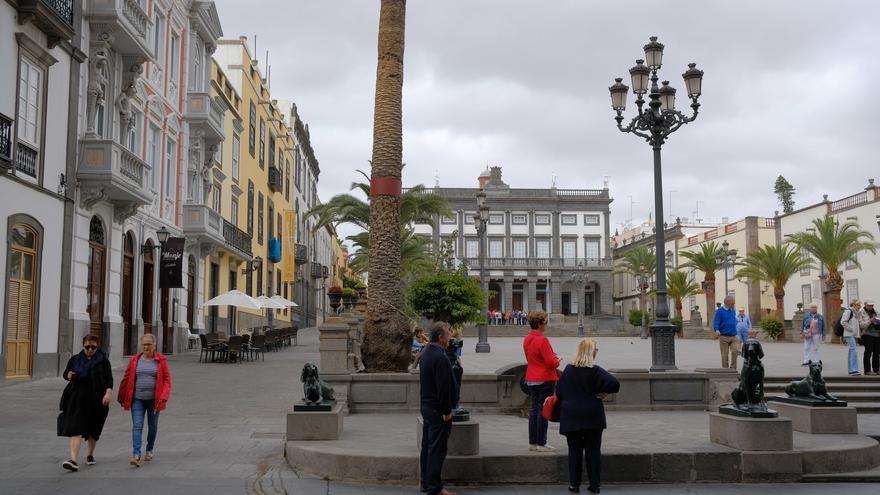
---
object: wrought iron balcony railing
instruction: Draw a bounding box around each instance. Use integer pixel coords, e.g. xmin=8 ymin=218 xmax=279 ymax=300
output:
xmin=0 ymin=115 xmax=12 ymax=165
xmin=15 ymin=142 xmax=38 ymax=177
xmin=223 ymin=219 xmax=253 ymax=257
xmin=462 ymin=257 xmax=612 ymax=270
xmin=16 ymin=0 xmax=75 ymax=46
xmin=310 ymin=262 xmax=323 ymax=278
xmin=268 ymin=166 xmax=283 ymax=193
xmin=294 ymin=243 xmax=307 ymax=264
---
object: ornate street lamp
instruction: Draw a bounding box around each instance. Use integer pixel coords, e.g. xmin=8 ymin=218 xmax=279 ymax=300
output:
xmin=569 ymin=262 xmax=590 ymax=337
xmin=475 ymin=189 xmax=491 ymax=353
xmin=608 ymin=36 xmax=703 ymax=371
xmin=716 ymin=240 xmax=738 ymax=299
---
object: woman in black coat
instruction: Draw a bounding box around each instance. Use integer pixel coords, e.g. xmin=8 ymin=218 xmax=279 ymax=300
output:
xmin=556 ymin=338 xmax=620 ymax=493
xmin=58 ymin=335 xmax=113 ymax=471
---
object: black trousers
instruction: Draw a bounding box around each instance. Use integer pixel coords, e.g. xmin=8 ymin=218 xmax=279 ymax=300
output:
xmin=863 ymin=334 xmax=880 ymax=373
xmin=420 ymin=406 xmax=452 ymax=495
xmin=565 ymin=428 xmax=603 ymax=489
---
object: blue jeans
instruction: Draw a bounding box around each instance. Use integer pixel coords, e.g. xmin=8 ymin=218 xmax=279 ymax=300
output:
xmin=131 ymin=398 xmax=159 ymax=456
xmin=845 ymin=336 xmax=859 ymax=374
xmin=528 ymin=382 xmax=555 ymax=446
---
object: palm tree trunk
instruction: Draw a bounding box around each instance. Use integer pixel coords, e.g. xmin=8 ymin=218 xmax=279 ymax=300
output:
xmin=704 ymin=276 xmax=716 ymax=329
xmin=825 ymin=270 xmax=845 ymax=344
xmin=674 ymin=298 xmax=682 ymax=319
xmin=773 ymin=286 xmax=786 ymax=338
xmin=362 ymin=0 xmax=410 ymax=372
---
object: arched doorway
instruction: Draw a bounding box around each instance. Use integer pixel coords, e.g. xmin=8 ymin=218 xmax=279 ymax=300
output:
xmin=141 ymin=240 xmax=155 ymax=336
xmin=87 ymin=216 xmax=106 ymax=343
xmin=122 ymin=232 xmax=135 ymax=355
xmin=5 ymin=223 xmax=39 ymax=378
xmin=488 ymin=281 xmax=501 ymax=312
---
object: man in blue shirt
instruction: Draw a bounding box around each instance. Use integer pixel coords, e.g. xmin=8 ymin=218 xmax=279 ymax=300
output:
xmin=736 ymin=307 xmax=752 ymax=354
xmin=419 ymin=322 xmax=459 ymax=495
xmin=713 ymin=296 xmax=739 ymax=369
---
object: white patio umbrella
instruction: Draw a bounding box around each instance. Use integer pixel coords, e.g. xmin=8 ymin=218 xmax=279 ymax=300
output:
xmin=203 ymin=290 xmax=263 ymax=309
xmin=270 ymin=294 xmax=298 ymax=307
xmin=256 ymin=295 xmax=287 ymax=309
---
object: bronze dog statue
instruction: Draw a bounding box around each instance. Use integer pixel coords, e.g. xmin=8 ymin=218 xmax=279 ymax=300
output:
xmin=785 ymin=361 xmax=837 ymax=401
xmin=301 ymin=363 xmax=336 ymax=404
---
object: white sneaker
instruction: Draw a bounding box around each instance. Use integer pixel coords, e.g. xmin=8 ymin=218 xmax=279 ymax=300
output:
xmin=535 ymin=444 xmax=556 ymax=452
xmin=529 ymin=444 xmax=538 ymax=451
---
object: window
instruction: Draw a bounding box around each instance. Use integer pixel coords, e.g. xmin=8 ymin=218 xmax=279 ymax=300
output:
xmin=277 ymin=213 xmax=282 ymax=239
xmin=246 ymin=181 xmax=254 ymax=235
xmin=212 ymin=184 xmax=221 ymax=212
xmin=285 ymin=158 xmax=290 ymax=200
xmin=799 ymin=247 xmax=811 ymax=276
xmin=294 ymin=149 xmax=301 ymax=188
xmin=513 ymin=239 xmax=527 ymax=258
xmin=191 ymin=41 xmax=204 ymax=91
xmin=846 ymin=279 xmax=859 ymax=305
xmin=441 ymin=213 xmax=457 ymax=225
xmin=165 ymin=138 xmax=176 ymax=197
xmin=256 ymin=265 xmax=263 ymax=296
xmin=257 ymin=192 xmax=264 ymax=244
xmin=268 ymin=203 xmax=274 ymax=240
xmin=231 ymin=134 xmax=240 ymax=180
xmin=125 ymin=112 xmax=140 ymax=153
xmin=845 ymin=253 xmax=858 ymax=270
xmin=268 ymin=133 xmax=276 ymax=168
xmin=489 ymin=214 xmax=504 ymax=225
xmin=258 ymin=118 xmax=265 ymax=167
xmin=248 ymin=102 xmax=256 ymax=156
xmin=246 ymin=261 xmax=253 ymax=296
xmin=561 ymin=214 xmax=577 ymax=225
xmin=512 ymin=214 xmax=527 ymax=225
xmin=535 ymin=214 xmax=551 ymax=225
xmin=801 ymin=284 xmax=812 ymax=306
xmin=536 ymin=239 xmax=551 ymax=258
xmin=489 ymin=240 xmax=503 ymax=258
xmin=17 ymin=57 xmax=42 ymax=148
xmin=213 ymin=142 xmax=222 ymax=165
xmin=153 ymin=14 xmax=165 ymax=68
xmin=464 ymin=212 xmax=475 ymax=225
xmin=466 ymin=240 xmax=478 ymax=258
xmin=585 ymin=239 xmax=600 ymax=260
xmin=147 ymin=124 xmax=160 ymax=189
xmin=169 ymin=33 xmax=179 ymax=81
xmin=563 ymin=240 xmax=577 ymax=259
xmin=231 ymin=198 xmax=239 ymax=225
xmin=688 ymin=268 xmax=696 ymax=282
xmin=584 ymin=214 xmax=600 ymax=225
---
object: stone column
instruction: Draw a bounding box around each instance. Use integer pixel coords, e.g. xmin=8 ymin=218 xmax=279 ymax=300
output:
xmin=457 ymin=209 xmax=465 ymax=255
xmin=551 ymin=211 xmax=560 ymax=257
xmin=504 ymin=210 xmax=512 ymax=256
xmin=744 ymin=216 xmax=762 ymax=321
xmin=603 ymin=209 xmax=612 ymax=261
xmin=528 ymin=210 xmax=535 ymax=255
xmin=503 ymin=279 xmax=513 ymax=313
xmin=528 ymin=278 xmax=538 ymax=313
xmin=550 ymin=278 xmax=562 ymax=315
xmin=319 ymin=318 xmax=353 ymax=373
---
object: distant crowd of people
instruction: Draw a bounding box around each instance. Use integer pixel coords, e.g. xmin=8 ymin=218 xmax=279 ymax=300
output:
xmin=488 ymin=309 xmax=528 ymax=326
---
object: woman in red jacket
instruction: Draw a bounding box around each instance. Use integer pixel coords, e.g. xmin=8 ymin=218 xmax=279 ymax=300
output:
xmin=118 ymin=334 xmax=172 ymax=467
xmin=523 ymin=310 xmax=561 ymax=452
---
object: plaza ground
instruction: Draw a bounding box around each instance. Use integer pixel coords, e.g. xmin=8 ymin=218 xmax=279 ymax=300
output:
xmin=1 ymin=328 xmax=878 ymax=494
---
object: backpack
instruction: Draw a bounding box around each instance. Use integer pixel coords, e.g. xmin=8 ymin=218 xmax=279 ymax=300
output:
xmin=833 ymin=310 xmax=854 ymax=337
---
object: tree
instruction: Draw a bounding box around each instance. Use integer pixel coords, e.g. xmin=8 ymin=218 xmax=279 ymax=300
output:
xmin=774 ymin=176 xmax=796 ymax=214
xmin=735 ymin=244 xmax=813 ymax=336
xmin=407 ymin=269 xmax=485 ymax=329
xmin=786 ymin=216 xmax=878 ymax=341
xmin=679 ymin=241 xmax=726 ymax=326
xmin=613 ymin=246 xmax=656 ymax=317
xmin=666 ymin=270 xmax=702 ymax=319
xmin=362 ymin=0 xmax=409 ymax=372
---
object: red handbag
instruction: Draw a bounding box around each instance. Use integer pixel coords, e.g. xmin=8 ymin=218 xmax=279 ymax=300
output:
xmin=542 ymin=394 xmax=560 ymax=422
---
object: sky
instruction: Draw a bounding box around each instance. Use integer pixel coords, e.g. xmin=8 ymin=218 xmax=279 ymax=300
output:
xmin=212 ymin=0 xmax=879 ymax=243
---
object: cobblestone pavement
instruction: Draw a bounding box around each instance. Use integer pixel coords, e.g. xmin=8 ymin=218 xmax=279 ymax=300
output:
xmin=0 ymin=329 xmax=876 ymax=494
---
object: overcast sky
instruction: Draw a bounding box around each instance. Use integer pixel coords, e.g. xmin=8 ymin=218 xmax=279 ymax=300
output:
xmin=213 ymin=0 xmax=879 ymax=242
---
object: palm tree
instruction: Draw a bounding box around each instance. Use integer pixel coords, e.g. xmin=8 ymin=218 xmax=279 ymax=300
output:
xmin=679 ymin=241 xmax=726 ymax=326
xmin=666 ymin=270 xmax=702 ymax=319
xmin=362 ymin=0 xmax=409 ymax=372
xmin=786 ymin=216 xmax=878 ymax=340
xmin=734 ymin=244 xmax=813 ymax=336
xmin=613 ymin=246 xmax=656 ymax=316
xmin=346 ymin=227 xmax=435 ymax=277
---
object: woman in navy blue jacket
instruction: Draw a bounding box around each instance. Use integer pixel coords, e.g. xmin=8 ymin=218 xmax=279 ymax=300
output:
xmin=556 ymin=338 xmax=620 ymax=493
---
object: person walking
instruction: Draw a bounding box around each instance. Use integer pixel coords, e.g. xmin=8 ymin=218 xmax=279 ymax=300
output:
xmin=713 ymin=296 xmax=739 ymax=369
xmin=736 ymin=307 xmax=752 ymax=356
xmin=58 ymin=335 xmax=113 ymax=471
xmin=861 ymin=300 xmax=880 ymax=375
xmin=841 ymin=300 xmax=862 ymax=376
xmin=556 ymin=338 xmax=620 ymax=493
xmin=801 ymin=303 xmax=826 ymax=366
xmin=419 ymin=321 xmax=459 ymax=495
xmin=118 ymin=334 xmax=172 ymax=467
xmin=524 ymin=310 xmax=561 ymax=452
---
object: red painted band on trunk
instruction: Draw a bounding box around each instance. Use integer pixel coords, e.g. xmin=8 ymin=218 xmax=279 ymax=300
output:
xmin=370 ymin=177 xmax=402 ymax=197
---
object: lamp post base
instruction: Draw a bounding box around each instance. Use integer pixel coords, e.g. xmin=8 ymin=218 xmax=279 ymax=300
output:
xmin=577 ymin=323 xmax=585 ymax=338
xmin=649 ymin=321 xmax=677 ymax=371
xmin=475 ymin=324 xmax=491 ymax=353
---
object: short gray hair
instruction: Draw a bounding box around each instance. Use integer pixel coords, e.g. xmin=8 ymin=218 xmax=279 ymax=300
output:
xmin=429 ymin=321 xmax=449 ymax=343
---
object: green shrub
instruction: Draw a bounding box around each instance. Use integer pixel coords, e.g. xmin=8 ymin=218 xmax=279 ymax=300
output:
xmin=407 ymin=270 xmax=485 ymax=328
xmin=342 ymin=287 xmax=357 ymax=298
xmin=628 ymin=309 xmax=646 ymax=327
xmin=671 ymin=316 xmax=683 ymax=330
xmin=759 ymin=318 xmax=784 ymax=340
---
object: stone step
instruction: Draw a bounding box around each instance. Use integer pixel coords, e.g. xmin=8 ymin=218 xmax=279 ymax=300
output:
xmin=803 ymin=465 xmax=880 ymax=482
xmin=765 ymin=391 xmax=880 ymax=401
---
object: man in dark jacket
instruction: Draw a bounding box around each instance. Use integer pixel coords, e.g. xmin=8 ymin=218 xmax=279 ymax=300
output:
xmin=419 ymin=321 xmax=459 ymax=495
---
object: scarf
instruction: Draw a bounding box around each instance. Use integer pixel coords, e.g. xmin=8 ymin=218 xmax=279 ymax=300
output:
xmin=71 ymin=349 xmax=105 ymax=380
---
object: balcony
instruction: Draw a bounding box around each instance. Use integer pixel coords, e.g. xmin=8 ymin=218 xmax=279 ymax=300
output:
xmin=0 ymin=115 xmax=12 ymax=167
xmin=87 ymin=0 xmax=153 ymax=60
xmin=310 ymin=262 xmax=323 ymax=279
xmin=77 ymin=138 xmax=152 ymax=205
xmin=186 ymin=92 xmax=225 ymax=143
xmin=15 ymin=142 xmax=38 ymax=177
xmin=15 ymin=0 xmax=75 ymax=47
xmin=294 ymin=243 xmax=307 ymax=264
xmin=268 ymin=166 xmax=283 ymax=193
xmin=222 ymin=219 xmax=253 ymax=258
xmin=462 ymin=257 xmax=612 ymax=270
xmin=322 ymin=265 xmax=329 ymax=279
xmin=181 ymin=204 xmax=225 ymax=247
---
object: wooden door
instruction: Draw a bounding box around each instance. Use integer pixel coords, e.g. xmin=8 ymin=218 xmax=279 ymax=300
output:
xmin=122 ymin=235 xmax=134 ymax=355
xmin=142 ymin=243 xmax=154 ymax=335
xmin=5 ymin=225 xmax=37 ymax=378
xmin=87 ymin=243 xmax=106 ymax=341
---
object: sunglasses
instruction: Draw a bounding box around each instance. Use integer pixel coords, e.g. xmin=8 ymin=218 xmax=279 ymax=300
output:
xmin=84 ymin=345 xmax=97 ymax=350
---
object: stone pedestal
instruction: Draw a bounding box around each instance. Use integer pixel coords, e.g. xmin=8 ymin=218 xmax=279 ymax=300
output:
xmin=768 ymin=400 xmax=858 ymax=434
xmin=709 ymin=412 xmax=793 ymax=451
xmin=416 ymin=417 xmax=479 ymax=456
xmin=287 ymin=403 xmax=344 ymax=440
xmin=319 ymin=319 xmax=353 ymax=373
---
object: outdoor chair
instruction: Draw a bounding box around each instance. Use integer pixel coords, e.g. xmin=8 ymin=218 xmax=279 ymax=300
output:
xmin=240 ymin=334 xmax=251 ymax=362
xmin=291 ymin=326 xmax=299 ymax=346
xmin=263 ymin=330 xmax=276 ymax=352
xmin=275 ymin=329 xmax=285 ymax=349
xmin=199 ymin=334 xmax=223 ymax=363
xmin=250 ymin=334 xmax=266 ymax=361
xmin=226 ymin=335 xmax=244 ymax=363
xmin=186 ymin=328 xmax=200 ymax=351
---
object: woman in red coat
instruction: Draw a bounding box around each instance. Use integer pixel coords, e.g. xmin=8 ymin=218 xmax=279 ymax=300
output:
xmin=523 ymin=310 xmax=560 ymax=452
xmin=118 ymin=334 xmax=172 ymax=467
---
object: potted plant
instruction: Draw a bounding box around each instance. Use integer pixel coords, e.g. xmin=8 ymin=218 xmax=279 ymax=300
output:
xmin=342 ymin=287 xmax=357 ymax=309
xmin=328 ymin=285 xmax=343 ymax=312
xmin=759 ymin=317 xmax=784 ymax=341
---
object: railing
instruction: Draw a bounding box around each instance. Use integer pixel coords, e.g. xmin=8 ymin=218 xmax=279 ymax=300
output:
xmin=687 ymin=235 xmax=699 ymax=246
xmin=119 ymin=146 xmax=144 ymax=185
xmin=310 ymin=261 xmax=323 ymax=278
xmin=464 ymin=257 xmax=612 ymax=269
xmin=295 ymin=243 xmax=307 ymax=264
xmin=16 ymin=142 xmax=38 ymax=177
xmin=830 ymin=191 xmax=868 ymax=213
xmin=223 ymin=219 xmax=253 ymax=257
xmin=703 ymin=229 xmax=718 ymax=240
xmin=724 ymin=223 xmax=738 ymax=234
xmin=44 ymin=0 xmax=74 ymax=25
xmin=121 ymin=0 xmax=149 ymax=37
xmin=406 ymin=187 xmax=609 ymax=199
xmin=0 ymin=115 xmax=11 ymax=163
xmin=322 ymin=265 xmax=329 ymax=278
xmin=764 ymin=218 xmax=776 ymax=228
xmin=268 ymin=166 xmax=283 ymax=192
